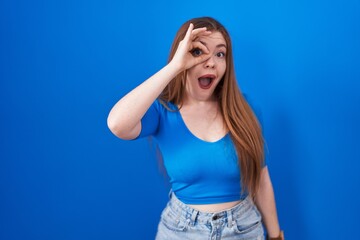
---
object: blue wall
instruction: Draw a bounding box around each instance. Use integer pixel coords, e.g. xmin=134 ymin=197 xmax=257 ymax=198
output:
xmin=1 ymin=0 xmax=359 ymax=239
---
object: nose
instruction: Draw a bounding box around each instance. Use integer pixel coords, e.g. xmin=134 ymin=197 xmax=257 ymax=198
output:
xmin=204 ymin=56 xmax=215 ymax=68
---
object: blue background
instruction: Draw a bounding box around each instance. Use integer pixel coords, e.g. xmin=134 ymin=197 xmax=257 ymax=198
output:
xmin=1 ymin=0 xmax=359 ymax=239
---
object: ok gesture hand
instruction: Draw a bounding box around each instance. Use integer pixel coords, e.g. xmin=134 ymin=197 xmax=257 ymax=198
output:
xmin=170 ymin=23 xmax=212 ymax=72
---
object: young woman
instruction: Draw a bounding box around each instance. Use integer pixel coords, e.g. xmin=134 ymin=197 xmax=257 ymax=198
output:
xmin=108 ymin=17 xmax=284 ymax=240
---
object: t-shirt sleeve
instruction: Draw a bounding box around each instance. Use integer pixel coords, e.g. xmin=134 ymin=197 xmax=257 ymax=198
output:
xmin=243 ymin=94 xmax=268 ymax=167
xmin=134 ymin=99 xmax=161 ymax=139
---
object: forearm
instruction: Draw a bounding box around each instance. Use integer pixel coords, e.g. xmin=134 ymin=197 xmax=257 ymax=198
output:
xmin=107 ymin=24 xmax=211 ymax=140
xmin=255 ymin=167 xmax=282 ymax=238
xmin=107 ymin=62 xmax=180 ymax=139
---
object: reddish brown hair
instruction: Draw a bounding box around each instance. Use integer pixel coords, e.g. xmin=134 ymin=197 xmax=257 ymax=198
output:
xmin=160 ymin=17 xmax=265 ymax=198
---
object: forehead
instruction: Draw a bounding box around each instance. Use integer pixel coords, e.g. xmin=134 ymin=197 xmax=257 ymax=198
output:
xmin=196 ymin=31 xmax=226 ymax=47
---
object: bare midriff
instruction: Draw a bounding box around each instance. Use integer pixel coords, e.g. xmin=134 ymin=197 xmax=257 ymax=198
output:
xmin=187 ymin=200 xmax=242 ymax=213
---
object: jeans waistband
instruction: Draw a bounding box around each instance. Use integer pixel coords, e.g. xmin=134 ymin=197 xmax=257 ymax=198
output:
xmin=167 ymin=191 xmax=253 ymax=227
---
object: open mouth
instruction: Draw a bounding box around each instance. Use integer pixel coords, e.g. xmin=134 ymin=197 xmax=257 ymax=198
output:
xmin=198 ymin=74 xmax=216 ymax=89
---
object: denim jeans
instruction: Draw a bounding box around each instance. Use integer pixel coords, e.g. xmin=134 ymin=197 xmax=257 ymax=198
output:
xmin=155 ymin=193 xmax=264 ymax=240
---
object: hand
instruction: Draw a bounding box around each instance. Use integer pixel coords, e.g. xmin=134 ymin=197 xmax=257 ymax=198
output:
xmin=267 ymin=230 xmax=284 ymax=240
xmin=170 ymin=23 xmax=212 ymax=72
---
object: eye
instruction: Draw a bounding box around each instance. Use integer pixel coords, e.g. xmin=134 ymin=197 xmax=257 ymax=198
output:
xmin=191 ymin=48 xmax=203 ymax=57
xmin=216 ymin=52 xmax=226 ymax=58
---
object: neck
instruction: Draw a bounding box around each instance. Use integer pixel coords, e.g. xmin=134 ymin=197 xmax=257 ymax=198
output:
xmin=182 ymin=94 xmax=218 ymax=108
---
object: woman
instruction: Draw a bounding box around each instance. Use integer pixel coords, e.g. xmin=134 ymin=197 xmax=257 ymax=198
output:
xmin=107 ymin=17 xmax=284 ymax=240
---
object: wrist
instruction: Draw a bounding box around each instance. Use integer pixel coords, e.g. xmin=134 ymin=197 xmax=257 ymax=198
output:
xmin=167 ymin=60 xmax=184 ymax=75
xmin=267 ymin=230 xmax=284 ymax=240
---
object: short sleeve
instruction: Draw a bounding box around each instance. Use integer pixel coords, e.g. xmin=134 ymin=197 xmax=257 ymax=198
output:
xmin=134 ymin=99 xmax=161 ymax=139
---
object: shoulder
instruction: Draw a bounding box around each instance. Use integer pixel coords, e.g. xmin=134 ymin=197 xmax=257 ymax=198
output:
xmin=157 ymin=99 xmax=179 ymax=112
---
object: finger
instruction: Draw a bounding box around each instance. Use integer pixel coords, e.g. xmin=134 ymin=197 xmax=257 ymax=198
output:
xmin=191 ymin=28 xmax=211 ymax=40
xmin=183 ymin=23 xmax=194 ymax=41
xmin=191 ymin=27 xmax=208 ymax=36
xmin=191 ymin=43 xmax=211 ymax=65
xmin=192 ymin=41 xmax=210 ymax=54
xmin=196 ymin=30 xmax=212 ymax=37
xmin=195 ymin=53 xmax=211 ymax=65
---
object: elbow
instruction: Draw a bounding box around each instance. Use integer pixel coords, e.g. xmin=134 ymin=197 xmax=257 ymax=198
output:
xmin=107 ymin=115 xmax=139 ymax=140
xmin=107 ymin=115 xmax=125 ymax=138
xmin=107 ymin=115 xmax=120 ymax=136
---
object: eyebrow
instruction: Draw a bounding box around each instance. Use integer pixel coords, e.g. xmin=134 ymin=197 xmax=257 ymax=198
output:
xmin=200 ymin=40 xmax=227 ymax=49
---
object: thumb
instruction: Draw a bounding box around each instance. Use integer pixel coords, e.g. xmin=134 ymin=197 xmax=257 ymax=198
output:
xmin=194 ymin=53 xmax=211 ymax=65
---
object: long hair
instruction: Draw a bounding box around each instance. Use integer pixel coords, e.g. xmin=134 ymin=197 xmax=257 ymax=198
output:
xmin=160 ymin=17 xmax=265 ymax=198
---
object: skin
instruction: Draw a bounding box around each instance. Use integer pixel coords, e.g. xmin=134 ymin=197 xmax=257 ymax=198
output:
xmin=107 ymin=23 xmax=282 ymax=238
xmin=180 ymin=31 xmax=228 ymax=143
xmin=184 ymin=31 xmax=227 ymax=103
xmin=107 ymin=24 xmax=211 ymax=140
xmin=256 ymin=167 xmax=282 ymax=238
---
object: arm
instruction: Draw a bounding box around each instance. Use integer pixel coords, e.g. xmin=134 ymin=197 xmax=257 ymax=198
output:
xmin=107 ymin=63 xmax=180 ymax=140
xmin=255 ymin=167 xmax=284 ymax=239
xmin=107 ymin=23 xmax=211 ymax=140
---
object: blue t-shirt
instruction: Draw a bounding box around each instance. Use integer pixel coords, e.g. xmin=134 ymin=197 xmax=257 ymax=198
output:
xmin=136 ymin=99 xmax=265 ymax=204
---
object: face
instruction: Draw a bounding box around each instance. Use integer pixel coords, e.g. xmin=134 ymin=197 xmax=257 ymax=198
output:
xmin=185 ymin=31 xmax=227 ymax=102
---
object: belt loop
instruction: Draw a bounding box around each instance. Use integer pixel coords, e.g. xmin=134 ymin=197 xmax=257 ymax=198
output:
xmin=190 ymin=209 xmax=199 ymax=226
xmin=227 ymin=209 xmax=233 ymax=228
